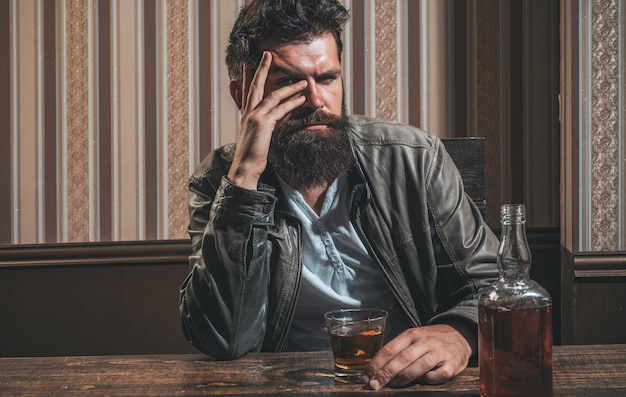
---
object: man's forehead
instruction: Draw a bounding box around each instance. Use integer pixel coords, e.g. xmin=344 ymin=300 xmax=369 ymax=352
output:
xmin=259 ymin=32 xmax=338 ymax=54
xmin=261 ymin=35 xmax=340 ymax=72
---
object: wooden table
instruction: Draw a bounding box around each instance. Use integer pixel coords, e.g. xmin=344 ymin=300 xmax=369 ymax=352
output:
xmin=1 ymin=344 xmax=625 ymax=396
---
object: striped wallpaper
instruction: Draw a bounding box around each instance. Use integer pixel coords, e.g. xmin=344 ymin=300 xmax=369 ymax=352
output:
xmin=0 ymin=0 xmax=468 ymax=244
xmin=1 ymin=0 xmax=575 ymax=247
xmin=2 ymin=0 xmax=450 ymax=244
xmin=2 ymin=0 xmax=246 ymax=244
xmin=576 ymin=0 xmax=626 ymax=251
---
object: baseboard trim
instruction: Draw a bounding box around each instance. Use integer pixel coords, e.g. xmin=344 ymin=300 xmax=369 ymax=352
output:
xmin=0 ymin=239 xmax=191 ymax=268
xmin=573 ymin=251 xmax=626 ymax=278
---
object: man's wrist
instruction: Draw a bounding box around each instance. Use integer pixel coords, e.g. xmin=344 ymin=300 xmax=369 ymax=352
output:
xmin=226 ymin=173 xmax=261 ymax=191
xmin=439 ymin=317 xmax=478 ymax=365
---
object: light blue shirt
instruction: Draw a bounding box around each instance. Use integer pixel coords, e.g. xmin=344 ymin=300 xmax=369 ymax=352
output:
xmin=277 ymin=176 xmax=408 ymax=351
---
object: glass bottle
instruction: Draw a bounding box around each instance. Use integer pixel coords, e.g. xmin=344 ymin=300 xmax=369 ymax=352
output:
xmin=478 ymin=204 xmax=553 ymax=397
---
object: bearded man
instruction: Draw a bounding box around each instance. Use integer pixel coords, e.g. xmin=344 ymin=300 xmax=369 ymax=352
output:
xmin=179 ymin=0 xmax=499 ymax=390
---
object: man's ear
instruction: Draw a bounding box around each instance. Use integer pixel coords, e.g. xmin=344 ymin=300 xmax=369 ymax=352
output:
xmin=229 ymin=80 xmax=243 ymax=110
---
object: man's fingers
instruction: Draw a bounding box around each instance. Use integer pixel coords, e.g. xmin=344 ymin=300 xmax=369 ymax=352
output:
xmin=241 ymin=64 xmax=249 ymax=108
xmin=415 ymin=362 xmax=456 ymax=385
xmin=261 ymin=83 xmax=307 ymax=116
xmin=366 ymin=342 xmax=429 ymax=389
xmin=363 ymin=329 xmax=414 ymax=376
xmin=244 ymin=51 xmax=271 ymax=110
xmin=241 ymin=83 xmax=307 ymax=134
xmin=362 ymin=325 xmax=471 ymax=390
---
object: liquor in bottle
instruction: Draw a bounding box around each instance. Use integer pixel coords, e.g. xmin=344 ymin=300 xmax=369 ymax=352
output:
xmin=478 ymin=204 xmax=553 ymax=397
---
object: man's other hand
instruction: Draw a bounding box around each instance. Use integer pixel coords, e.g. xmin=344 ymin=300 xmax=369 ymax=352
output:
xmin=360 ymin=323 xmax=473 ymax=389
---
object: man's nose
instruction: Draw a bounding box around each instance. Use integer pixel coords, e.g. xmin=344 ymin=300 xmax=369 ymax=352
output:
xmin=302 ymin=82 xmax=324 ymax=110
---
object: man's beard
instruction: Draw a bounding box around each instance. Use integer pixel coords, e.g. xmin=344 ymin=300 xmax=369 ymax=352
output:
xmin=268 ymin=110 xmax=352 ymax=190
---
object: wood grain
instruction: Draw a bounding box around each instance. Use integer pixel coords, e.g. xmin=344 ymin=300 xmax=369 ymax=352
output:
xmin=1 ymin=345 xmax=625 ymax=396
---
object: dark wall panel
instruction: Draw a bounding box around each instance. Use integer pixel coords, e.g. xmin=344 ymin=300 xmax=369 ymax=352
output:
xmin=0 ymin=241 xmax=196 ymax=357
xmin=0 ymin=263 xmax=196 ymax=357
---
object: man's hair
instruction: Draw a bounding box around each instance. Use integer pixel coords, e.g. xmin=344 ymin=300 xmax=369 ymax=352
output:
xmin=226 ymin=0 xmax=350 ymax=85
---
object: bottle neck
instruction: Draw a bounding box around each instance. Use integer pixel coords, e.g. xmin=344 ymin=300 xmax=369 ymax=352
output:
xmin=498 ymin=205 xmax=532 ymax=279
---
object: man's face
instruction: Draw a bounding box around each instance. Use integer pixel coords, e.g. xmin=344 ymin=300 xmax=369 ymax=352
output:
xmin=260 ymin=33 xmax=352 ymax=190
xmin=260 ymin=32 xmax=344 ymax=121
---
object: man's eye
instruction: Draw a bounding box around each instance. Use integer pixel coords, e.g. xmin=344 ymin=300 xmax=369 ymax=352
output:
xmin=278 ymin=78 xmax=299 ymax=86
xmin=318 ymin=75 xmax=338 ymax=84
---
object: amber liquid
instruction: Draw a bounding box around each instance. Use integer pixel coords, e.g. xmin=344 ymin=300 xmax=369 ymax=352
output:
xmin=479 ymin=302 xmax=553 ymax=397
xmin=329 ymin=324 xmax=383 ymax=373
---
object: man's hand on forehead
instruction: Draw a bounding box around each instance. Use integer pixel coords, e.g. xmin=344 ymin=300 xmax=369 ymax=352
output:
xmin=227 ymin=51 xmax=308 ymax=190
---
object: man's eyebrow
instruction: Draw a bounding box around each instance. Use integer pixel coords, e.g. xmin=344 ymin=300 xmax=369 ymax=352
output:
xmin=268 ymin=64 xmax=299 ymax=76
xmin=268 ymin=64 xmax=342 ymax=79
xmin=318 ymin=69 xmax=342 ymax=78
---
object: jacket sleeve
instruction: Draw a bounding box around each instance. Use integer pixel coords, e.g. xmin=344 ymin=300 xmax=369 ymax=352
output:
xmin=424 ymin=139 xmax=499 ymax=327
xmin=421 ymin=139 xmax=499 ymax=365
xmin=179 ymin=175 xmax=277 ymax=359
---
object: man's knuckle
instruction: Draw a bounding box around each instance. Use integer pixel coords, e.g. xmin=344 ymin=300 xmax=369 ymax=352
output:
xmin=440 ymin=365 xmax=455 ymax=379
xmin=396 ymin=351 xmax=415 ymax=367
xmin=379 ymin=344 xmax=397 ymax=359
xmin=421 ymin=354 xmax=440 ymax=371
xmin=423 ymin=364 xmax=455 ymax=385
xmin=377 ymin=367 xmax=395 ymax=382
xmin=393 ymin=370 xmax=412 ymax=385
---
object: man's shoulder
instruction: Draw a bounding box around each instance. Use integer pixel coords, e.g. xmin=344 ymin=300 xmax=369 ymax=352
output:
xmin=348 ymin=114 xmax=438 ymax=149
xmin=189 ymin=143 xmax=235 ymax=188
